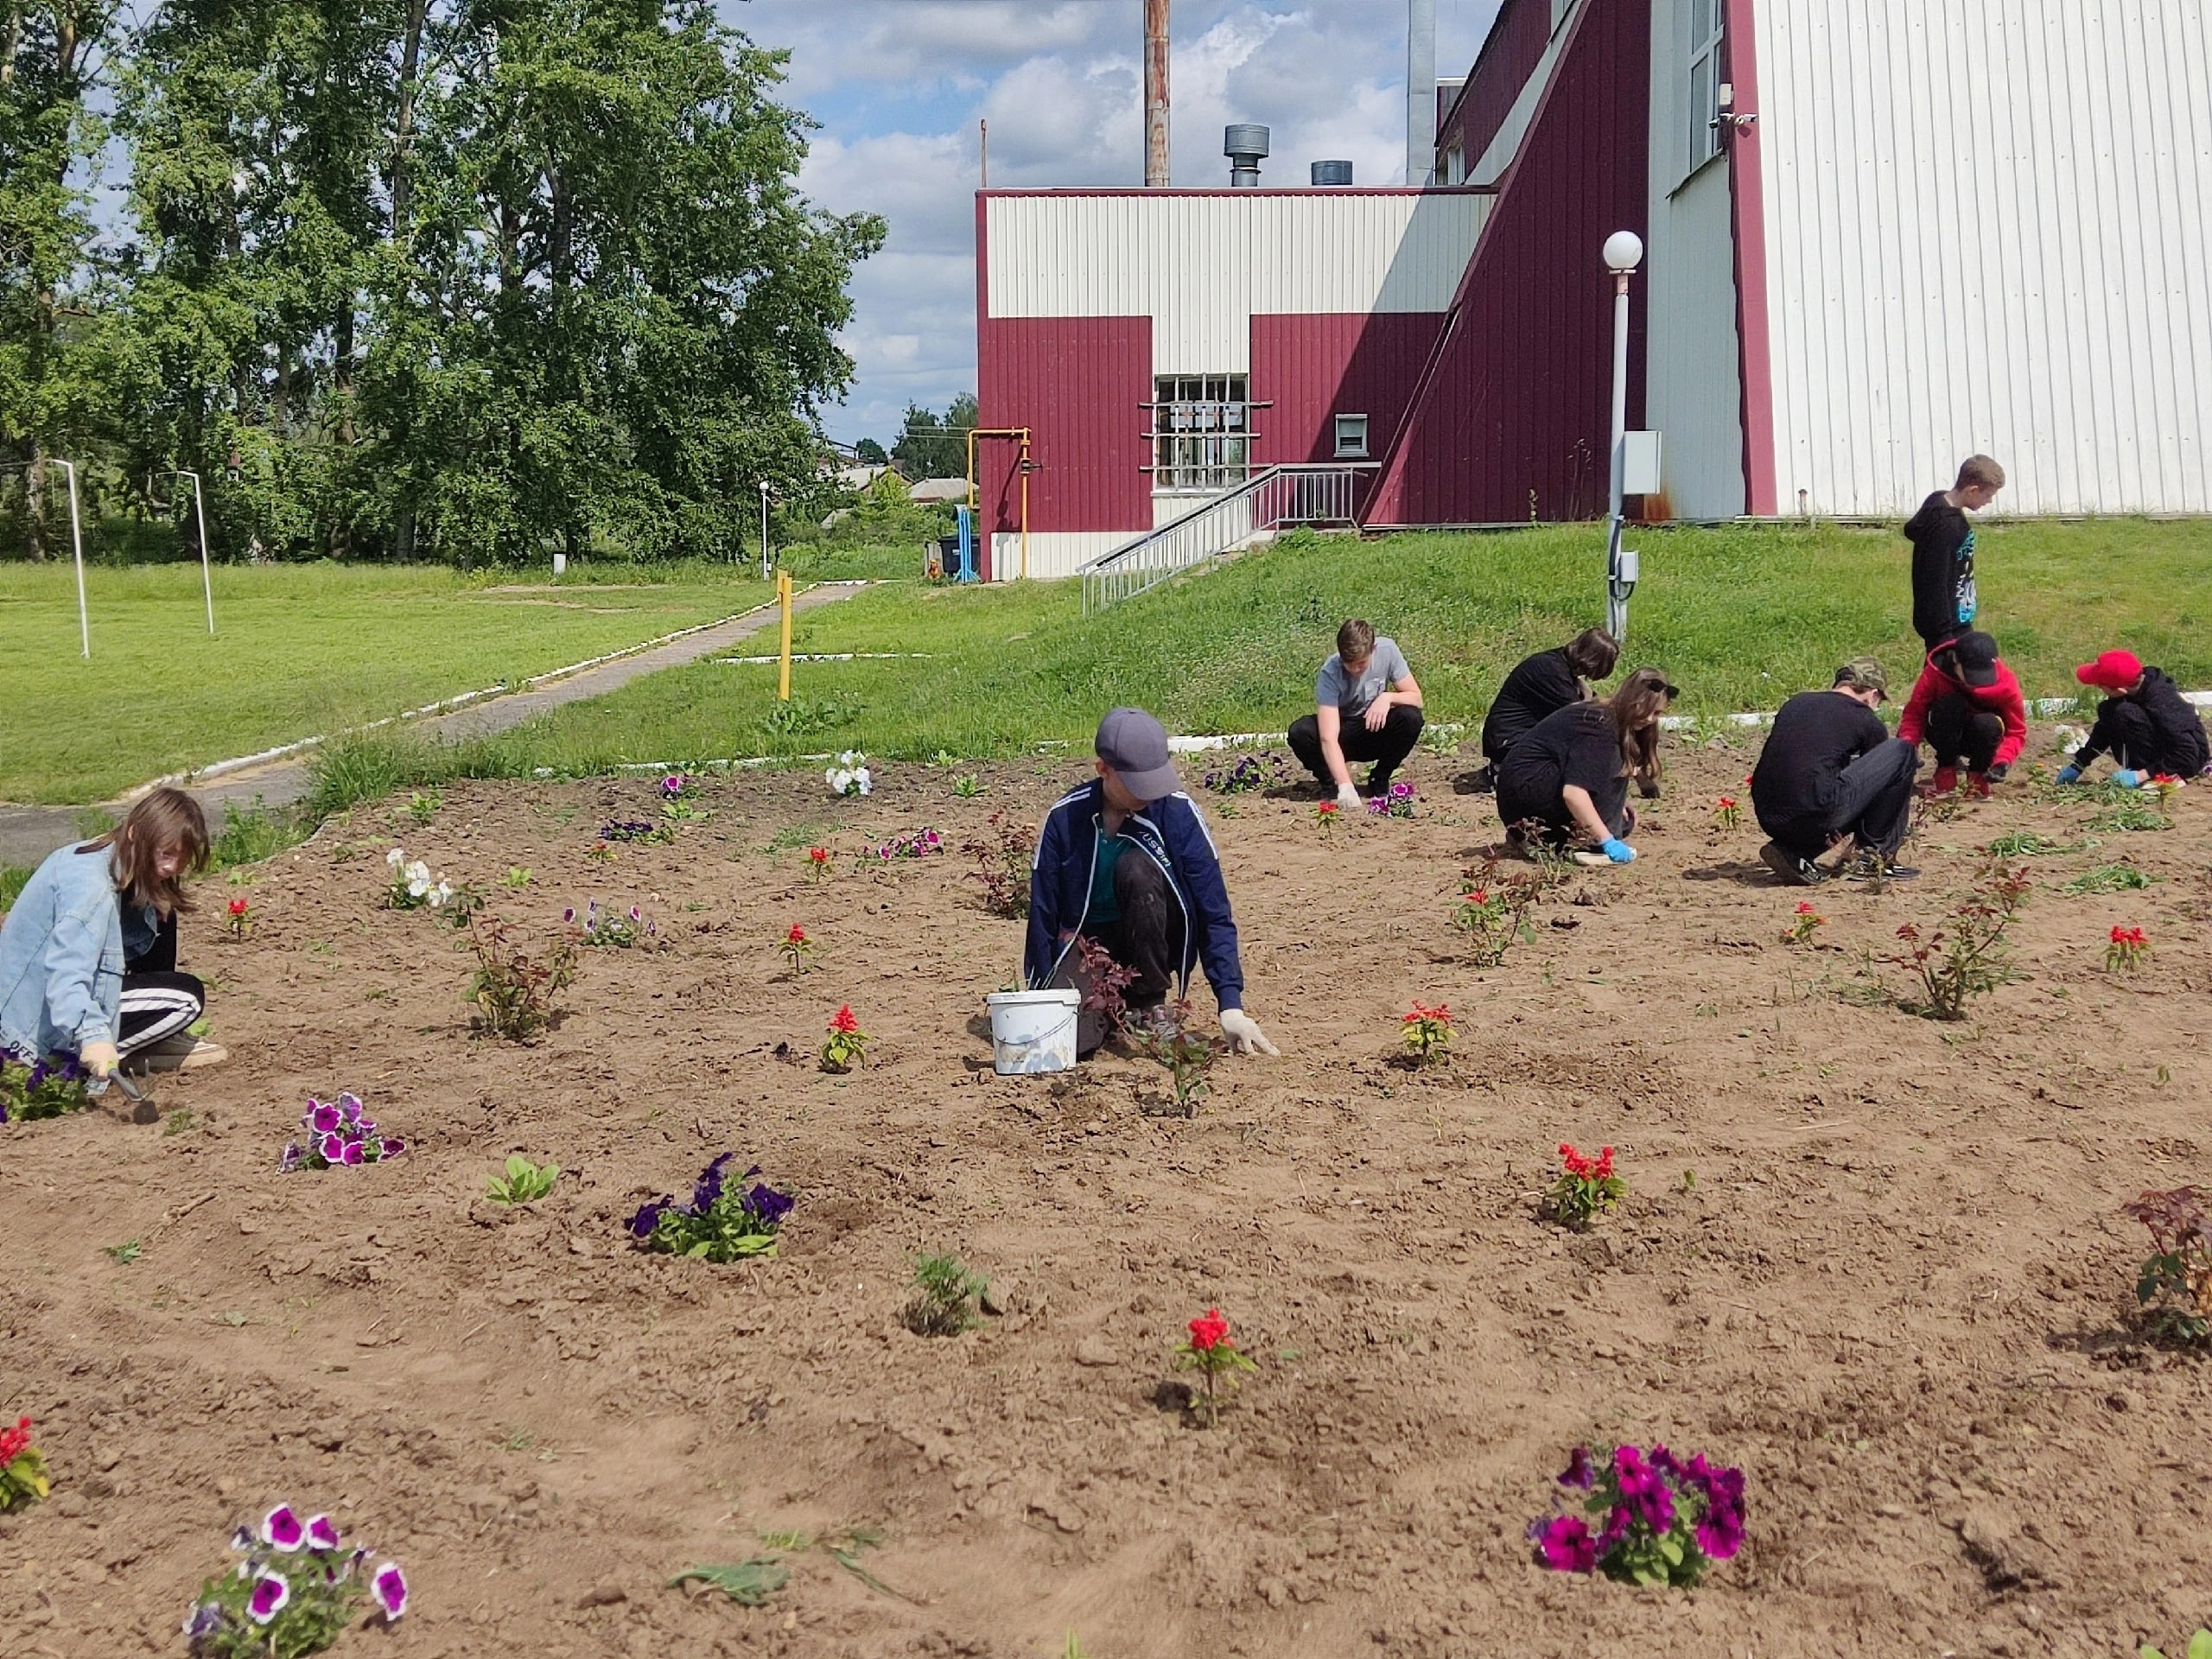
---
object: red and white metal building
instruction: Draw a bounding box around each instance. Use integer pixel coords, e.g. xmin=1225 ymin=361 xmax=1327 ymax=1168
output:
xmin=975 ymin=0 xmax=2212 ymax=579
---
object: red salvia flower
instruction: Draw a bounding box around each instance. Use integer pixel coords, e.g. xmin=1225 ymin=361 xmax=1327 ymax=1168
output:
xmin=787 ymin=924 xmax=807 ymax=944
xmin=828 ymin=1004 xmax=859 ymax=1033
xmin=228 ymin=898 xmax=249 ymax=917
xmin=0 ymin=1416 xmax=31 ymax=1464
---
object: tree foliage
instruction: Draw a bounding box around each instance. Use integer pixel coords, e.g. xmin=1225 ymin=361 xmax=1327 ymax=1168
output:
xmin=889 ymin=391 xmax=976 ymax=482
xmin=0 ymin=0 xmax=882 ymax=564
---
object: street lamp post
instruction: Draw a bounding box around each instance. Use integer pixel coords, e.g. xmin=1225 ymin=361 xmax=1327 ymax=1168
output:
xmin=54 ymin=458 xmax=89 ymax=658
xmin=758 ymin=480 xmax=771 ymax=582
xmin=1602 ymin=230 xmax=1643 ymax=644
xmin=174 ymin=469 xmax=216 ymax=633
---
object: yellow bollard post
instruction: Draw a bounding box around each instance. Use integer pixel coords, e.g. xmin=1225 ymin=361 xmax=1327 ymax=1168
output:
xmin=777 ymin=571 xmax=793 ymax=701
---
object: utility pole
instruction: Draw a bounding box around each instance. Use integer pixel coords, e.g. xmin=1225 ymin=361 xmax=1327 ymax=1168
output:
xmin=1602 ymin=231 xmax=1644 ymax=643
xmin=1144 ymin=0 xmax=1170 ymax=187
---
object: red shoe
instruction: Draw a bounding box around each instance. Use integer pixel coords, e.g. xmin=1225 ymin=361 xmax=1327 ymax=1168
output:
xmin=1919 ymin=765 xmax=1958 ymax=798
xmin=1965 ymin=770 xmax=1992 ymax=800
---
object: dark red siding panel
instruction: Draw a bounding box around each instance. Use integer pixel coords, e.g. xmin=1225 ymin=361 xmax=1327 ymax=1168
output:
xmin=1249 ymin=313 xmax=1445 ymax=467
xmin=1726 ymin=0 xmax=1778 ymax=516
xmin=1367 ymin=0 xmax=1652 ymax=526
xmin=1436 ymin=0 xmax=1554 ymax=175
xmin=976 ymin=315 xmax=1154 ymax=541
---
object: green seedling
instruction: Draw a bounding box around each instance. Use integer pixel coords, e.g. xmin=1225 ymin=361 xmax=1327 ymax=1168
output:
xmin=486 ymin=1154 xmax=560 ymax=1205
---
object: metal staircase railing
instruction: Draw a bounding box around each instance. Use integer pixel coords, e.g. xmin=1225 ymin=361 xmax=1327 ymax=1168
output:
xmin=1078 ymin=464 xmax=1376 ymax=613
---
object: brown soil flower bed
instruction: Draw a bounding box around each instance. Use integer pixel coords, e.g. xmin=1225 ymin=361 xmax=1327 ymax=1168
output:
xmin=3 ymin=739 xmax=2208 ymax=1658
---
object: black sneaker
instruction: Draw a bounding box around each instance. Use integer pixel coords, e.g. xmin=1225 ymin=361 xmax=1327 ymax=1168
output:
xmin=1849 ymin=849 xmax=1919 ymax=881
xmin=1759 ymin=841 xmax=1824 ymax=887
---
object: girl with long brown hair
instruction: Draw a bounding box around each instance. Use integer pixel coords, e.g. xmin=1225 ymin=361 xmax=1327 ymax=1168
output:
xmin=0 ymin=786 xmax=226 ymax=1084
xmin=1493 ymin=667 xmax=1677 ymax=864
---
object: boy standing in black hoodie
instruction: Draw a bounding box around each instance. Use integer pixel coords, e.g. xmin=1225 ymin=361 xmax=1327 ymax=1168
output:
xmin=1906 ymin=455 xmax=2005 ymax=650
xmin=2056 ymin=649 xmax=2211 ymax=785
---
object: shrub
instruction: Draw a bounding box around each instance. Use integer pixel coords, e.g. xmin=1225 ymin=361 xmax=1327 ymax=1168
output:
xmin=904 ymin=1253 xmax=987 ymax=1337
xmin=963 ymin=813 xmax=1035 ymax=918
xmin=2123 ymin=1186 xmax=2212 ymax=1345
xmin=1887 ymin=864 xmax=2031 ymax=1020
xmin=1135 ymin=999 xmax=1218 ymax=1117
xmin=466 ymin=920 xmax=578 ymax=1041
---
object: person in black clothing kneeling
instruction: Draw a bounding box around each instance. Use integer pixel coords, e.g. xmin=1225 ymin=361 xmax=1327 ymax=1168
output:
xmin=1751 ymin=659 xmax=1920 ymax=887
xmin=1495 ymin=667 xmax=1674 ymax=865
xmin=2056 ymin=649 xmax=2211 ymax=786
xmin=1472 ymin=628 xmax=1620 ymax=791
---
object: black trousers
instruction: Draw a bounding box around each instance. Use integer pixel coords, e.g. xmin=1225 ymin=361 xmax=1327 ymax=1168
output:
xmin=1288 ymin=704 xmax=1424 ymax=792
xmin=1924 ymin=694 xmax=2004 ymax=772
xmin=120 ymin=913 xmax=203 ymax=1058
xmin=1051 ymin=849 xmax=1180 ymax=1055
xmin=1761 ymin=738 xmax=1919 ymax=861
xmin=2086 ymin=701 xmax=2168 ymax=772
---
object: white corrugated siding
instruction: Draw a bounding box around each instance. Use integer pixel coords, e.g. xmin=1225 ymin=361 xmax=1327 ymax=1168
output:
xmin=986 ymin=193 xmax=1491 ymax=372
xmin=1645 ymin=0 xmax=1745 ymax=518
xmin=988 ymin=531 xmax=1128 ymax=581
xmin=1757 ymin=1 xmax=2212 ymax=516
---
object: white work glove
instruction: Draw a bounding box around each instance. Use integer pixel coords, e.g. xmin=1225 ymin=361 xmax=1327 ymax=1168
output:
xmin=1219 ymin=1008 xmax=1279 ymax=1057
xmin=79 ymin=1039 xmax=119 ymax=1079
xmin=1334 ymin=784 xmax=1362 ymax=811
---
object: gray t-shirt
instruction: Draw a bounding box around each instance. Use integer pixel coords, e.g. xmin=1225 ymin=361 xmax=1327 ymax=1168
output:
xmin=1316 ymin=638 xmax=1411 ymax=719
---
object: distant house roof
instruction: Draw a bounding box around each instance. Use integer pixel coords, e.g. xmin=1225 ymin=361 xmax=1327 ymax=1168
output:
xmin=906 ymin=477 xmax=969 ymax=505
xmin=832 ymin=461 xmax=904 ymax=493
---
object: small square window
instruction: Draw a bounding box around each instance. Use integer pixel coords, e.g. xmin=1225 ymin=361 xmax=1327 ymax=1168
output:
xmin=1334 ymin=414 xmax=1370 ymax=460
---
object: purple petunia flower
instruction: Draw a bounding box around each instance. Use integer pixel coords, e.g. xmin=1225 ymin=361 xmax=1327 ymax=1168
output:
xmin=1556 ymin=1446 xmax=1594 ymax=1489
xmin=746 ymin=1180 xmax=795 ymax=1228
xmin=319 ymin=1132 xmax=344 ymax=1165
xmin=372 ymin=1561 xmax=408 ymax=1619
xmin=627 ymin=1198 xmax=671 ymax=1239
xmin=184 ymin=1602 xmax=226 ymax=1637
xmin=338 ymin=1093 xmax=364 ymax=1124
xmin=247 ymin=1569 xmax=290 ymax=1623
xmin=309 ymin=1103 xmax=341 ymax=1135
xmin=340 ymin=1137 xmax=365 ymax=1166
xmin=229 ymin=1525 xmax=254 ymax=1552
xmin=690 ymin=1152 xmax=739 ymax=1213
xmin=262 ymin=1505 xmax=306 ymax=1551
xmin=563 ymin=907 xmax=575 ymax=924
xmin=305 ymin=1514 xmax=340 ymax=1551
xmin=1612 ymin=1445 xmax=1675 ymax=1534
xmin=278 ymin=1144 xmax=302 ymax=1173
xmin=380 ymin=1137 xmax=405 ymax=1158
xmin=1534 ymin=1514 xmax=1598 ymax=1573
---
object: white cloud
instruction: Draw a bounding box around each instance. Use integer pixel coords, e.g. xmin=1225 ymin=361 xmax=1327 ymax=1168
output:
xmin=737 ymin=0 xmax=1506 ymax=442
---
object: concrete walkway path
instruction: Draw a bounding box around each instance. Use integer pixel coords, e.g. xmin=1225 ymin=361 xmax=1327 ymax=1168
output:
xmin=0 ymin=582 xmax=861 ymax=867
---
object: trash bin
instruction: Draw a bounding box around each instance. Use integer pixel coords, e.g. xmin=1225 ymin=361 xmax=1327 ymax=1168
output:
xmin=937 ymin=534 xmax=967 ymax=582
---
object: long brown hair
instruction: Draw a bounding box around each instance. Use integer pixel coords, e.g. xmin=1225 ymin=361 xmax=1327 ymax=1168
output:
xmin=1605 ymin=667 xmax=1675 ymax=785
xmin=78 ymin=786 xmax=211 ymax=916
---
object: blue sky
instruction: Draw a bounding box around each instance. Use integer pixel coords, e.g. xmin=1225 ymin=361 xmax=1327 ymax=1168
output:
xmin=733 ymin=0 xmax=1506 ymax=448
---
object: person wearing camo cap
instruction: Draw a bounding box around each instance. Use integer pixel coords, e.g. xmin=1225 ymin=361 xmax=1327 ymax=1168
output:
xmin=1751 ymin=658 xmax=1921 ymax=887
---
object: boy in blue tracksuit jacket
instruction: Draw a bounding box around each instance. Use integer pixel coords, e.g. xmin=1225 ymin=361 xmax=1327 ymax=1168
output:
xmin=1026 ymin=708 xmax=1279 ymax=1058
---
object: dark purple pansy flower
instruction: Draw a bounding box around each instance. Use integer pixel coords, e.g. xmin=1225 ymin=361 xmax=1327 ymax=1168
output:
xmin=1556 ymin=1446 xmax=1594 ymax=1489
xmin=246 ymin=1570 xmax=290 ymax=1623
xmin=628 ymin=1198 xmax=671 ymax=1239
xmin=562 ymin=907 xmax=575 ymax=924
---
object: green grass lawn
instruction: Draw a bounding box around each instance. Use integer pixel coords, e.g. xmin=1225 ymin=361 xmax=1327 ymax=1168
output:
xmin=449 ymin=518 xmax=2212 ymax=777
xmin=0 ymin=562 xmax=771 ymax=803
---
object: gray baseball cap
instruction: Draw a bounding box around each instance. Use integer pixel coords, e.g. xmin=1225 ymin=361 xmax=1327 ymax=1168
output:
xmin=1094 ymin=707 xmax=1181 ymax=802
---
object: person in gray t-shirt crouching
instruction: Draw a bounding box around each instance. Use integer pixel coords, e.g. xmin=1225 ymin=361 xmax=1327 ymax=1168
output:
xmin=1287 ymin=619 xmax=1426 ymax=806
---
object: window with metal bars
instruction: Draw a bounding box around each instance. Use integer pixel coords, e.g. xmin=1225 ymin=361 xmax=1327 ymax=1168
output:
xmin=1145 ymin=375 xmax=1260 ymax=492
xmin=1687 ymin=0 xmax=1725 ymax=175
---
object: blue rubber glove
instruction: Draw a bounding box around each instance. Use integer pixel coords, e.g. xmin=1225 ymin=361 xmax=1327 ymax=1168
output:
xmin=2053 ymin=765 xmax=2082 ymax=785
xmin=1599 ymin=838 xmax=1636 ymax=864
xmin=2113 ymin=768 xmax=2143 ymax=788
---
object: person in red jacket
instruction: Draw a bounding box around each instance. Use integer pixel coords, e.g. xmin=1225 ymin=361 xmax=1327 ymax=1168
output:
xmin=1897 ymin=631 xmax=2028 ymax=799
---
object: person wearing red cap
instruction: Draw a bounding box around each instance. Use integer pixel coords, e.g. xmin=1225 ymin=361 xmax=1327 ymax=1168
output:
xmin=1897 ymin=631 xmax=2028 ymax=799
xmin=2056 ymin=650 xmax=2210 ymax=785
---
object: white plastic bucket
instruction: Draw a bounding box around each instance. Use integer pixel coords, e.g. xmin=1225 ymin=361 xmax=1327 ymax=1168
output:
xmin=986 ymin=988 xmax=1081 ymax=1075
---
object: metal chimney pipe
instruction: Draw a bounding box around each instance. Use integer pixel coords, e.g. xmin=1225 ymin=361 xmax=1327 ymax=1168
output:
xmin=1407 ymin=0 xmax=1436 ymax=186
xmin=1224 ymin=124 xmax=1268 ymax=187
xmin=1144 ymin=0 xmax=1170 ymax=188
